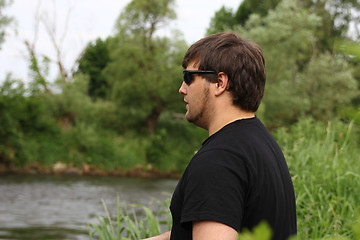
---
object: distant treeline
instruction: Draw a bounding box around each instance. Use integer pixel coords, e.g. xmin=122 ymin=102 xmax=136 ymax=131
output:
xmin=0 ymin=0 xmax=359 ymax=173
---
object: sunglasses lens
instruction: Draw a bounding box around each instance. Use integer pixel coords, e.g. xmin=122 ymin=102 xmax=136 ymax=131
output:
xmin=183 ymin=70 xmax=216 ymax=85
xmin=183 ymin=71 xmax=192 ymax=85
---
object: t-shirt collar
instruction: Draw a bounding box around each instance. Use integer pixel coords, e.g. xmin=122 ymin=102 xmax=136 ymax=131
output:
xmin=201 ymin=116 xmax=257 ymax=146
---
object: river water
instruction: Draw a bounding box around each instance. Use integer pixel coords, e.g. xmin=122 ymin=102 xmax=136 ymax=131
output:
xmin=0 ymin=175 xmax=178 ymax=240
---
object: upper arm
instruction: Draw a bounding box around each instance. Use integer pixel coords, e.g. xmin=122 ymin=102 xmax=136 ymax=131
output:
xmin=193 ymin=221 xmax=238 ymax=240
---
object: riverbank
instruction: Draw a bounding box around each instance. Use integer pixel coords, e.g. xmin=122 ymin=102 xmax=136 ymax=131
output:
xmin=0 ymin=162 xmax=181 ymax=179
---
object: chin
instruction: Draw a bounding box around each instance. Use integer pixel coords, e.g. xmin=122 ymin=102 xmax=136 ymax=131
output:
xmin=185 ymin=115 xmax=192 ymax=123
xmin=185 ymin=113 xmax=194 ymax=123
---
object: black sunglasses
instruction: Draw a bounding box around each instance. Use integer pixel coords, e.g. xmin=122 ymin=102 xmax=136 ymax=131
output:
xmin=183 ymin=70 xmax=216 ymax=85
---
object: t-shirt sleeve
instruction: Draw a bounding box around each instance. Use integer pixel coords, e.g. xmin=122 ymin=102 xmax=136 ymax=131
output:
xmin=180 ymin=149 xmax=249 ymax=231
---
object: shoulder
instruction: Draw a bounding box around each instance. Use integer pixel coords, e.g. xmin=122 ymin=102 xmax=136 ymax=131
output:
xmin=185 ymin=148 xmax=251 ymax=185
xmin=201 ymin=118 xmax=268 ymax=151
xmin=191 ymin=148 xmax=242 ymax=169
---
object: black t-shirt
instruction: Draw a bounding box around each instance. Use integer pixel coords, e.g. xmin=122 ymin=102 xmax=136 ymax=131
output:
xmin=169 ymin=117 xmax=297 ymax=240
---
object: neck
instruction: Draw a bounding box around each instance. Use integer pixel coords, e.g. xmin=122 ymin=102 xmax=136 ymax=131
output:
xmin=208 ymin=106 xmax=255 ymax=136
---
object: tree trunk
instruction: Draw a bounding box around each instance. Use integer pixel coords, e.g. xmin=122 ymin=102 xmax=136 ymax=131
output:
xmin=146 ymin=103 xmax=164 ymax=135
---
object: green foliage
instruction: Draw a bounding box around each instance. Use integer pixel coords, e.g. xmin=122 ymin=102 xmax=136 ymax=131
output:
xmin=207 ymin=6 xmax=237 ymax=35
xmin=0 ymin=71 xmax=206 ymax=171
xmin=206 ymin=0 xmax=360 ymax=128
xmin=90 ymin=201 xmax=275 ymax=240
xmin=210 ymin=0 xmax=359 ymax=52
xmin=145 ymin=114 xmax=207 ymax=172
xmin=105 ymin=0 xmax=186 ymax=134
xmin=49 ymin=74 xmax=93 ymax=124
xmin=89 ymin=197 xmax=171 ymax=240
xmin=89 ymin=198 xmax=274 ymax=240
xmin=235 ymin=0 xmax=318 ymax=127
xmin=114 ymin=0 xmax=176 ymax=39
xmin=235 ymin=0 xmax=281 ymax=26
xmin=297 ymin=53 xmax=358 ymax=120
xmin=26 ymin=43 xmax=51 ymax=94
xmin=338 ymin=106 xmax=360 ymax=125
xmin=0 ymin=75 xmax=61 ymax=165
xmin=299 ymin=0 xmax=360 ymax=51
xmin=238 ymin=222 xmax=273 ymax=240
xmin=2 ymin=0 xmax=359 ymax=176
xmin=13 ymin=132 xmax=65 ymax=166
xmin=0 ymin=77 xmax=27 ymax=145
xmin=238 ymin=0 xmax=321 ymax=72
xmin=207 ymin=0 xmax=282 ymax=34
xmin=0 ymin=0 xmax=12 ymax=49
xmin=274 ymin=118 xmax=360 ymax=239
xmin=62 ymin=126 xmax=147 ymax=170
xmin=77 ymin=38 xmax=111 ymax=99
xmin=234 ymin=0 xmax=358 ymax=128
xmin=353 ymin=220 xmax=360 ymax=240
xmin=334 ymin=39 xmax=360 ymax=62
xmin=105 ymin=35 xmax=185 ymax=134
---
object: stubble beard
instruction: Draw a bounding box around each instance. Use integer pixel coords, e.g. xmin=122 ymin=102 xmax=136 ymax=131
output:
xmin=185 ymin=86 xmax=210 ymax=129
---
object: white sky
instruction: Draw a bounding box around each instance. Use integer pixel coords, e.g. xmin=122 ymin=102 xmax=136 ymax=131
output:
xmin=0 ymin=0 xmax=241 ymax=83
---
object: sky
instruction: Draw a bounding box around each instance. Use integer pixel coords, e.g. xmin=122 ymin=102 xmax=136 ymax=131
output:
xmin=0 ymin=0 xmax=241 ymax=83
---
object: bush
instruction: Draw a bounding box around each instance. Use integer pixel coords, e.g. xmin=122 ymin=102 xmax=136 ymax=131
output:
xmin=146 ymin=114 xmax=208 ymax=172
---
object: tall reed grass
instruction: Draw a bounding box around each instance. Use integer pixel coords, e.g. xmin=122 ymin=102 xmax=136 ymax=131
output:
xmin=274 ymin=119 xmax=360 ymax=239
xmin=89 ymin=197 xmax=171 ymax=240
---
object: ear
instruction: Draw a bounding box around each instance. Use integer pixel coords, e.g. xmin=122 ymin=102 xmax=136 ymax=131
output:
xmin=214 ymin=72 xmax=229 ymax=96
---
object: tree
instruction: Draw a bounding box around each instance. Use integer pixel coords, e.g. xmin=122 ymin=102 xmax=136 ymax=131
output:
xmin=206 ymin=0 xmax=281 ymax=34
xmin=77 ymin=38 xmax=111 ymax=99
xmin=235 ymin=0 xmax=281 ymax=26
xmin=298 ymin=0 xmax=360 ymax=51
xmin=0 ymin=0 xmax=12 ymax=49
xmin=23 ymin=0 xmax=80 ymax=89
xmin=208 ymin=0 xmax=360 ymax=51
xmin=298 ymin=53 xmax=357 ymax=120
xmin=235 ymin=0 xmax=358 ymax=128
xmin=104 ymin=0 xmax=186 ymax=135
xmin=207 ymin=6 xmax=237 ymax=35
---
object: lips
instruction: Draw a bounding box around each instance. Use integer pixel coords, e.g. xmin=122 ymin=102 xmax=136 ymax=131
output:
xmin=184 ymin=98 xmax=189 ymax=110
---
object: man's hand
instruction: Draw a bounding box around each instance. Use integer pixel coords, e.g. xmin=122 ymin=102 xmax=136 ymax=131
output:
xmin=142 ymin=231 xmax=171 ymax=240
xmin=193 ymin=221 xmax=238 ymax=240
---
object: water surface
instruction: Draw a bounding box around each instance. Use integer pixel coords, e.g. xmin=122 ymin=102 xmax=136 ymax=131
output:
xmin=0 ymin=175 xmax=177 ymax=240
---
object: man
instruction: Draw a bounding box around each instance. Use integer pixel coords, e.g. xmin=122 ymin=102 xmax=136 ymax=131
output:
xmin=145 ymin=32 xmax=297 ymax=240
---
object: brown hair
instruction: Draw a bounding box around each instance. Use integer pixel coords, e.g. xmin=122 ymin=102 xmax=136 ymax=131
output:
xmin=182 ymin=32 xmax=266 ymax=112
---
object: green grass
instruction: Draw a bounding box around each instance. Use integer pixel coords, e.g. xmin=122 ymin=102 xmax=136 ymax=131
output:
xmin=89 ymin=197 xmax=171 ymax=240
xmin=274 ymin=118 xmax=360 ymax=239
xmin=89 ymin=198 xmax=360 ymax=240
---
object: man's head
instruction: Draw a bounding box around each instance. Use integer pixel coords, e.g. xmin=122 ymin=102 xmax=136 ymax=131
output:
xmin=182 ymin=32 xmax=266 ymax=112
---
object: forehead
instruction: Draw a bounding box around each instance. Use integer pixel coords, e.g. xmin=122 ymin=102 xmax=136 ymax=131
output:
xmin=185 ymin=59 xmax=200 ymax=70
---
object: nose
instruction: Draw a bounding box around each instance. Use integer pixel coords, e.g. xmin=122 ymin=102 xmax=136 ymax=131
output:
xmin=179 ymin=81 xmax=187 ymax=95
